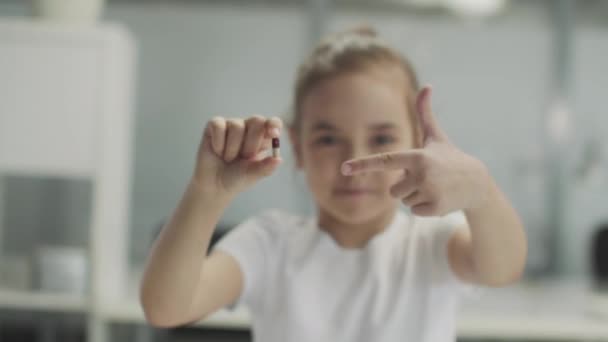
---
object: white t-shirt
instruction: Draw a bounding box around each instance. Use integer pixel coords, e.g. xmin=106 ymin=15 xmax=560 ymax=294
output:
xmin=214 ymin=209 xmax=470 ymax=342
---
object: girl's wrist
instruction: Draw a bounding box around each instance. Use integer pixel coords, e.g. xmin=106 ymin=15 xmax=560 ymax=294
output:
xmin=188 ymin=177 xmax=235 ymax=206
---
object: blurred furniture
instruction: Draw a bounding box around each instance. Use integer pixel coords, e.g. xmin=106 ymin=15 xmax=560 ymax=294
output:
xmin=32 ymin=0 xmax=106 ymax=24
xmin=100 ymin=278 xmax=608 ymax=341
xmin=0 ymin=18 xmax=135 ymax=342
xmin=592 ymin=222 xmax=608 ymax=290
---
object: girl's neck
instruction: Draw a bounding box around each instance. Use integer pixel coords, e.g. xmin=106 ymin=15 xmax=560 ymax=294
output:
xmin=317 ymin=206 xmax=398 ymax=249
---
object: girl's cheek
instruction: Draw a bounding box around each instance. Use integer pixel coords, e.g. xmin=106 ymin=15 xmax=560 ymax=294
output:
xmin=303 ymin=153 xmax=337 ymax=177
xmin=306 ymin=148 xmax=339 ymax=165
xmin=314 ymin=160 xmax=340 ymax=178
xmin=382 ymin=170 xmax=404 ymax=188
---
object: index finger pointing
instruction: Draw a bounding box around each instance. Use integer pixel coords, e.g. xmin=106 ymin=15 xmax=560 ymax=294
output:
xmin=342 ymin=152 xmax=418 ymax=175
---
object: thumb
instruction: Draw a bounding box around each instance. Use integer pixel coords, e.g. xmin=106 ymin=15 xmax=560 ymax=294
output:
xmin=241 ymin=156 xmax=281 ymax=182
xmin=416 ymin=85 xmax=448 ymax=145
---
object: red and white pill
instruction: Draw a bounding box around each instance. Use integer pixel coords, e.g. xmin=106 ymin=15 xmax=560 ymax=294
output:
xmin=272 ymin=138 xmax=280 ymax=158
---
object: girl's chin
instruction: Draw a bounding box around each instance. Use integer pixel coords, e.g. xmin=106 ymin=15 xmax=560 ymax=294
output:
xmin=326 ymin=203 xmax=392 ymax=224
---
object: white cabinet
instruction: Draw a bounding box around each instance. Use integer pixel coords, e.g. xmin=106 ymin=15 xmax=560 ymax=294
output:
xmin=0 ymin=19 xmax=136 ymax=342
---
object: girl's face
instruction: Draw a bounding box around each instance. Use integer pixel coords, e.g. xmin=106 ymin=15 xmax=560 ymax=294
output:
xmin=293 ymin=66 xmax=417 ymax=225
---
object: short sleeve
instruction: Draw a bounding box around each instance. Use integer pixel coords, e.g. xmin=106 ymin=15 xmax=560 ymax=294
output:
xmin=212 ymin=210 xmax=282 ymax=311
xmin=431 ymin=211 xmax=479 ymax=296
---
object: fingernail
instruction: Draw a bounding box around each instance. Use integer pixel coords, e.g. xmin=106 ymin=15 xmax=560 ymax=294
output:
xmin=271 ymin=128 xmax=280 ymax=137
xmin=341 ymin=163 xmax=352 ymax=175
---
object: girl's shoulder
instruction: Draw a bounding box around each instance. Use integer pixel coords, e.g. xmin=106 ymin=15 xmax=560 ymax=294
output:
xmin=214 ymin=209 xmax=312 ymax=262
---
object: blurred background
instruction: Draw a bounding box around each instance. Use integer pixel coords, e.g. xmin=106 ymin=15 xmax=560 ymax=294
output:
xmin=0 ymin=0 xmax=607 ymax=341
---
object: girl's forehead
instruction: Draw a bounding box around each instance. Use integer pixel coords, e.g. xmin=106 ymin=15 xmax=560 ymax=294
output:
xmin=300 ymin=69 xmax=412 ymax=131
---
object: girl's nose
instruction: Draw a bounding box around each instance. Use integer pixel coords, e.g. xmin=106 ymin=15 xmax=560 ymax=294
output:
xmin=343 ymin=142 xmax=368 ymax=164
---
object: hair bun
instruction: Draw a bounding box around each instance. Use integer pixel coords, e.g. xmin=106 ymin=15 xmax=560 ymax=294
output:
xmin=336 ymin=25 xmax=378 ymax=38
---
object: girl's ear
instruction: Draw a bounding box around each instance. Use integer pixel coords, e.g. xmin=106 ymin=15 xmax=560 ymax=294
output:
xmin=288 ymin=126 xmax=304 ymax=169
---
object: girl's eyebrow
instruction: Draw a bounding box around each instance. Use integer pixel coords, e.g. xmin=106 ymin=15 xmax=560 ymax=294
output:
xmin=369 ymin=123 xmax=397 ymax=130
xmin=311 ymin=121 xmax=336 ymax=131
xmin=311 ymin=122 xmax=397 ymax=132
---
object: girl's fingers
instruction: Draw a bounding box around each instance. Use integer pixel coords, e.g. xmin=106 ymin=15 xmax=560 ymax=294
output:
xmin=249 ymin=138 xmax=282 ymax=161
xmin=242 ymin=116 xmax=267 ymax=159
xmin=255 ymin=139 xmax=273 ymax=157
xmin=389 ymin=173 xmax=417 ymax=199
xmin=265 ymin=116 xmax=283 ymax=138
xmin=224 ymin=119 xmax=246 ymax=162
xmin=206 ymin=117 xmax=227 ymax=157
xmin=411 ymin=202 xmax=438 ymax=217
xmin=402 ymin=191 xmax=427 ymax=207
xmin=209 ymin=115 xmax=281 ymax=163
xmin=342 ymin=151 xmax=422 ymax=176
xmin=241 ymin=156 xmax=282 ymax=181
xmin=243 ymin=116 xmax=282 ymax=159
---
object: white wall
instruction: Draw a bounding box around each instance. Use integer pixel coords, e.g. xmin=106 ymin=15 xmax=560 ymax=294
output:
xmin=1 ymin=2 xmax=607 ymax=275
xmin=566 ymin=28 xmax=608 ymax=275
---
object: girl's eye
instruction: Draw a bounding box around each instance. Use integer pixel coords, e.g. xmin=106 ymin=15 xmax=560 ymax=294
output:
xmin=372 ymin=135 xmax=396 ymax=146
xmin=314 ymin=135 xmax=338 ymax=146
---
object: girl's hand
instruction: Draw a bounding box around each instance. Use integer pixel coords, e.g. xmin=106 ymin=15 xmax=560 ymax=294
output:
xmin=192 ymin=115 xmax=283 ymax=197
xmin=341 ymin=86 xmax=490 ymax=217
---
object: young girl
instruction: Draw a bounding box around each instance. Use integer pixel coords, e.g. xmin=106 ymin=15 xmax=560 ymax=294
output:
xmin=140 ymin=27 xmax=527 ymax=342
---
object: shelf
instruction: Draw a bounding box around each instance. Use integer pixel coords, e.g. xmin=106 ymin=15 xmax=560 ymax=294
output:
xmin=99 ymin=282 xmax=608 ymax=341
xmin=4 ymin=278 xmax=608 ymax=341
xmin=0 ymin=166 xmax=93 ymax=180
xmin=99 ymin=298 xmax=608 ymax=340
xmin=0 ymin=288 xmax=88 ymax=313
xmin=458 ymin=312 xmax=608 ymax=341
xmin=456 ymin=281 xmax=608 ymax=340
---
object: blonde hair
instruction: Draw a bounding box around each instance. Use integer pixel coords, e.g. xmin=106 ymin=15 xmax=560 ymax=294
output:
xmin=290 ymin=26 xmax=421 ymax=143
